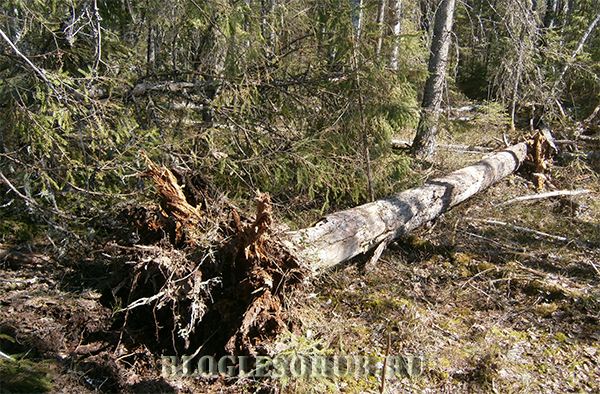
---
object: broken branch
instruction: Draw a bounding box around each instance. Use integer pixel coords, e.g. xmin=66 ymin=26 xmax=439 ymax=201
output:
xmin=467 ymin=217 xmax=569 ymax=242
xmin=495 ymin=189 xmax=591 ymax=207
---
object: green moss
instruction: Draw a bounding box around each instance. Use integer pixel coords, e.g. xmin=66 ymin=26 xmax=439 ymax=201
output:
xmin=0 ymin=358 xmax=54 ymax=393
xmin=473 ymin=261 xmax=496 ymax=273
xmin=534 ymin=302 xmax=558 ymax=316
xmin=553 ymin=332 xmax=568 ymax=343
xmin=0 ymin=217 xmax=44 ymax=245
xmin=452 ymin=252 xmax=471 ymax=265
xmin=403 ymin=234 xmax=438 ymax=254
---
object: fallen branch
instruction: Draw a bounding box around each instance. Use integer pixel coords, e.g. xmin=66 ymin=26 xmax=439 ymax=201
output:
xmin=467 ymin=217 xmax=569 ymax=242
xmin=391 ymin=139 xmax=494 ymax=153
xmin=0 ymin=249 xmax=52 ymax=266
xmin=557 ymin=152 xmax=600 ymax=162
xmin=0 ymin=351 xmax=15 ymax=361
xmin=584 ymin=102 xmax=600 ymax=124
xmin=579 ymin=134 xmax=600 ymax=141
xmin=495 ymin=189 xmax=591 ymax=207
xmin=458 ymin=229 xmax=526 ymax=252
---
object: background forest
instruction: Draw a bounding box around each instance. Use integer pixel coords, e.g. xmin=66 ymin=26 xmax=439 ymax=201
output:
xmin=1 ymin=0 xmax=600 ymax=393
xmin=1 ymin=0 xmax=599 ymax=229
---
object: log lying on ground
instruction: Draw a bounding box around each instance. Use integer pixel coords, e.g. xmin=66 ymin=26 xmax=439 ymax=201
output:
xmin=286 ymin=142 xmax=528 ymax=272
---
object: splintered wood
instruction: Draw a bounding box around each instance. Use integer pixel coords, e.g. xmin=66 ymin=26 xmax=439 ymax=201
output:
xmin=142 ymin=153 xmax=203 ymax=245
xmin=239 ymin=191 xmax=273 ymax=261
xmin=524 ymin=129 xmax=558 ymax=190
xmin=225 ymin=192 xmax=306 ymax=356
xmin=138 ymin=161 xmax=306 ymax=356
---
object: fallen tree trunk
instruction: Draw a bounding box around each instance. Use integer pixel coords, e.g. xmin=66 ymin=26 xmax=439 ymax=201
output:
xmin=286 ymin=142 xmax=528 ymax=272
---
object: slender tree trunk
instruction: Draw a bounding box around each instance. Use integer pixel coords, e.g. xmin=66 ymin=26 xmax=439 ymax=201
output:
xmin=261 ymin=0 xmax=276 ymax=58
xmin=147 ymin=25 xmax=156 ymax=74
xmin=92 ymin=0 xmax=102 ymax=77
xmin=412 ymin=0 xmax=456 ymax=160
xmin=391 ymin=0 xmax=403 ymax=70
xmin=510 ymin=36 xmax=525 ymax=131
xmin=376 ymin=0 xmax=388 ymax=57
xmin=352 ymin=0 xmax=375 ymax=202
xmin=356 ymin=0 xmax=365 ymax=41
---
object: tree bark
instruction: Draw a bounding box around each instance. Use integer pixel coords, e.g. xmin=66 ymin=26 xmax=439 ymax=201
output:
xmin=356 ymin=0 xmax=365 ymax=41
xmin=286 ymin=142 xmax=528 ymax=273
xmin=376 ymin=0 xmax=388 ymax=57
xmin=411 ymin=0 xmax=456 ymax=159
xmin=261 ymin=0 xmax=276 ymax=58
xmin=390 ymin=0 xmax=403 ymax=70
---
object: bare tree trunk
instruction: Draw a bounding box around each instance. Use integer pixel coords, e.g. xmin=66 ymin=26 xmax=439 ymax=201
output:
xmin=356 ymin=0 xmax=365 ymax=41
xmin=411 ymin=0 xmax=456 ymax=160
xmin=262 ymin=0 xmax=276 ymax=58
xmin=390 ymin=0 xmax=403 ymax=70
xmin=510 ymin=36 xmax=525 ymax=131
xmin=376 ymin=0 xmax=388 ymax=57
xmin=147 ymin=25 xmax=156 ymax=74
xmin=287 ymin=142 xmax=528 ymax=272
xmin=351 ymin=0 xmax=375 ymax=202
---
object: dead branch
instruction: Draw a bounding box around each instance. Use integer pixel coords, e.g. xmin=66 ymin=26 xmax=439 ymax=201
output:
xmin=467 ymin=217 xmax=569 ymax=242
xmin=391 ymin=139 xmax=494 ymax=153
xmin=0 ymin=248 xmax=53 ymax=266
xmin=0 ymin=27 xmax=61 ymax=98
xmin=458 ymin=229 xmax=527 ymax=252
xmin=584 ymin=102 xmax=600 ymax=124
xmin=495 ymin=189 xmax=591 ymax=207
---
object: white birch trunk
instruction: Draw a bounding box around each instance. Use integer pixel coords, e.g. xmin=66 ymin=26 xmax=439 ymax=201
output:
xmin=391 ymin=0 xmax=403 ymax=70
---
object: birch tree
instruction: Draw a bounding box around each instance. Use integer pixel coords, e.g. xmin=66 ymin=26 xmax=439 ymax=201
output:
xmin=391 ymin=0 xmax=404 ymax=70
xmin=376 ymin=0 xmax=388 ymax=57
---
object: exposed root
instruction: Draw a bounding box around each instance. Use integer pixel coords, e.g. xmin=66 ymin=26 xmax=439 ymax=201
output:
xmin=118 ymin=162 xmax=308 ymax=357
xmin=224 ymin=192 xmax=307 ymax=356
xmin=115 ymin=246 xmax=220 ymax=350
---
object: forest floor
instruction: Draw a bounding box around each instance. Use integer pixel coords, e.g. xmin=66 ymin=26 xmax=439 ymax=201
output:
xmin=1 ymin=120 xmax=599 ymax=393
